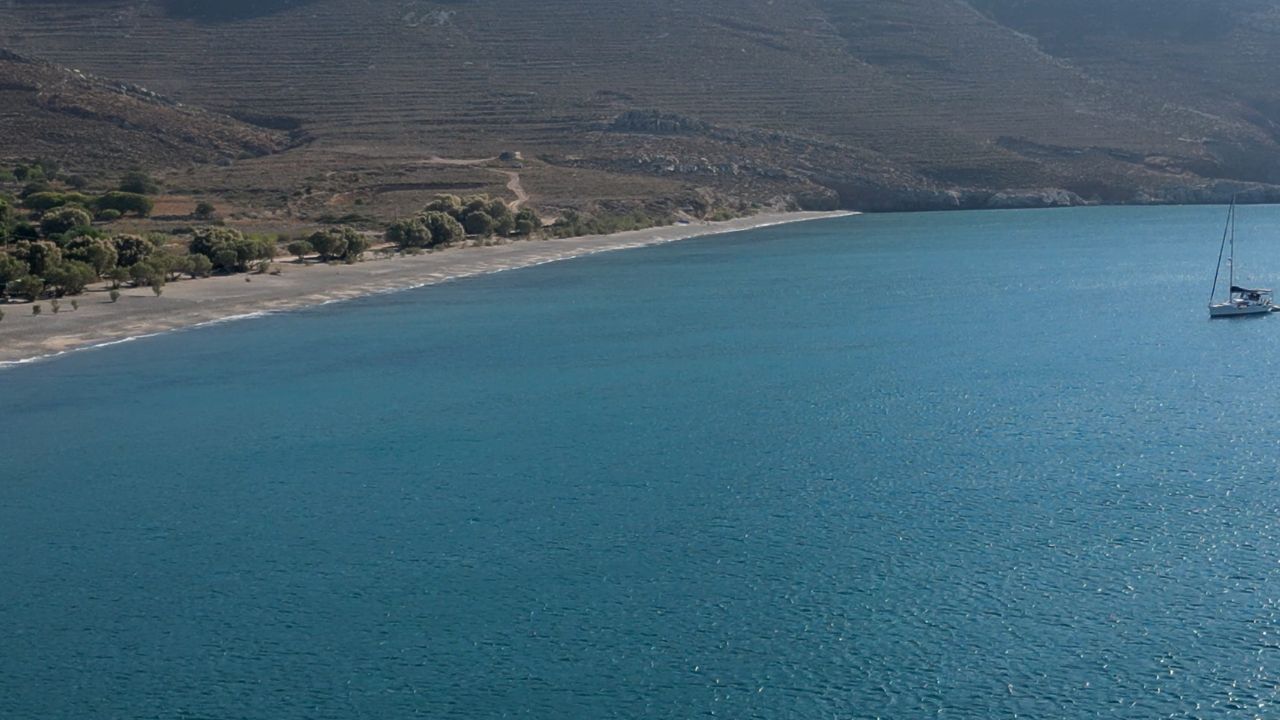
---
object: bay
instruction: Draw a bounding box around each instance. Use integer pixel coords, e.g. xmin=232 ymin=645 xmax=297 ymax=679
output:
xmin=4 ymin=206 xmax=1280 ymax=718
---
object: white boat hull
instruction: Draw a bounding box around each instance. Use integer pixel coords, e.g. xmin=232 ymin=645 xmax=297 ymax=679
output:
xmin=1209 ymin=302 xmax=1273 ymax=317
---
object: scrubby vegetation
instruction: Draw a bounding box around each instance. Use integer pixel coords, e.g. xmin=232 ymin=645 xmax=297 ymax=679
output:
xmin=380 ymin=193 xmax=700 ymax=251
xmin=118 ymin=170 xmax=160 ymax=195
xmin=194 ymin=201 xmax=216 ymax=220
xmin=384 ymin=194 xmax=540 ymax=250
xmin=0 ymin=173 xmax=290 ymax=303
xmin=0 ymin=169 xmax=733 ymax=316
xmin=0 ymin=165 xmax=184 ymax=303
xmin=544 ymin=208 xmax=673 ymax=238
xmin=188 ymin=227 xmax=276 ymax=273
xmin=305 ymin=226 xmax=369 ymax=263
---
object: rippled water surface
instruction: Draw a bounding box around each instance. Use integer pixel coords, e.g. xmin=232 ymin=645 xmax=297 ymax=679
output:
xmin=6 ymin=207 xmax=1280 ymax=718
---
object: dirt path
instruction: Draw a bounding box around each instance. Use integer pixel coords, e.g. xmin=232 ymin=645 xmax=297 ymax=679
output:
xmin=497 ymin=170 xmax=528 ymax=209
xmin=416 ymin=155 xmax=528 ymax=208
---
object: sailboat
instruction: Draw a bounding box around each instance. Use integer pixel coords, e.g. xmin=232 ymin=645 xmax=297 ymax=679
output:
xmin=1209 ymin=197 xmax=1273 ymax=317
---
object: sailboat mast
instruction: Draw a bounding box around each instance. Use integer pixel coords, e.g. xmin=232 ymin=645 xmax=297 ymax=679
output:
xmin=1229 ymin=197 xmax=1236 ymax=291
xmin=1211 ymin=196 xmax=1234 ymax=305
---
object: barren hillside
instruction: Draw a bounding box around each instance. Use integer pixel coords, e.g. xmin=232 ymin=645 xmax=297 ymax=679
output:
xmin=4 ymin=0 xmax=1280 ymax=214
xmin=0 ymin=48 xmax=290 ymax=173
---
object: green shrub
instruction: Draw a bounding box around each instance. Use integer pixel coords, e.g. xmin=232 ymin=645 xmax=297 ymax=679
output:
xmin=385 ymin=217 xmax=431 ymax=249
xmin=0 ymin=253 xmax=27 ymax=286
xmin=96 ymin=208 xmax=123 ymax=222
xmin=424 ymin=194 xmax=464 ymax=216
xmin=307 ymin=228 xmax=348 ymax=262
xmin=150 ymin=248 xmax=183 ymax=282
xmin=22 ymin=192 xmax=68 ymax=212
xmin=106 ymin=267 xmax=129 ymax=289
xmin=194 ymin=201 xmax=216 ymax=220
xmin=12 ymin=240 xmax=62 ymax=275
xmin=422 ymin=211 xmax=465 ymax=246
xmin=487 ymin=198 xmax=513 ymax=222
xmin=111 ymin=234 xmax=156 ymax=267
xmin=343 ymin=233 xmax=370 ymax=262
xmin=12 ymin=275 xmax=45 ymax=302
xmin=286 ymin=239 xmax=314 ymax=261
xmin=12 ymin=222 xmax=38 ymax=241
xmin=65 ymin=236 xmax=118 ymax=277
xmin=44 ymin=261 xmax=97 ymax=296
xmin=19 ymin=180 xmax=52 ymax=198
xmin=39 ymin=207 xmax=93 ymax=236
xmin=307 ymin=226 xmax=365 ymax=262
xmin=93 ymin=191 xmax=153 ymax=218
xmin=189 ymin=226 xmax=274 ymax=272
xmin=182 ymin=253 xmax=213 ymax=278
xmin=463 ymin=211 xmax=496 ymax=237
xmin=14 ymin=165 xmax=44 ymax=182
xmin=119 ymin=170 xmax=159 ymax=195
xmin=109 ymin=288 xmax=120 ymax=303
xmin=494 ymin=213 xmax=516 ymax=236
xmin=129 ymin=259 xmax=167 ymax=288
xmin=513 ymin=208 xmax=541 ymax=236
xmin=547 ymin=208 xmax=669 ymax=238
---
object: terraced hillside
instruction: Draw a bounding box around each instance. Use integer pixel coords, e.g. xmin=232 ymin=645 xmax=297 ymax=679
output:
xmin=4 ymin=0 xmax=1280 ymax=214
xmin=0 ymin=49 xmax=289 ymax=175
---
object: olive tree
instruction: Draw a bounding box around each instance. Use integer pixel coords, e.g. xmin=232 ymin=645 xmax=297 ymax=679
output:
xmin=111 ymin=234 xmax=156 ymax=268
xmin=119 ymin=170 xmax=159 ymax=195
xmin=421 ymin=211 xmax=465 ymax=246
xmin=307 ymin=228 xmax=349 ymax=262
xmin=182 ymin=253 xmax=213 ymax=278
xmin=129 ymin=259 xmax=167 ymax=289
xmin=12 ymin=240 xmax=62 ymax=276
xmin=9 ymin=275 xmax=45 ymax=302
xmin=463 ymin=211 xmax=495 ymax=237
xmin=39 ymin=207 xmax=93 ymax=236
xmin=514 ymin=208 xmax=541 ymax=236
xmin=385 ymin=217 xmax=431 ymax=250
xmin=93 ymin=192 xmax=154 ymax=218
xmin=342 ymin=233 xmax=370 ymax=262
xmin=424 ymin=194 xmax=463 ymax=216
xmin=189 ymin=226 xmax=275 ymax=272
xmin=286 ymin=239 xmax=314 ymax=262
xmin=44 ymin=261 xmax=97 ymax=297
xmin=0 ymin=253 xmax=28 ymax=286
xmin=64 ymin=236 xmax=118 ymax=277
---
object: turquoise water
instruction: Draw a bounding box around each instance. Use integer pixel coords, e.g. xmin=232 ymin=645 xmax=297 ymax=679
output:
xmin=5 ymin=206 xmax=1280 ymax=718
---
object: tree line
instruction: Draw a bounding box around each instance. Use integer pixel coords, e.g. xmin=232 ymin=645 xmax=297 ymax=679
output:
xmin=384 ymin=194 xmax=540 ymax=250
xmin=0 ymin=173 xmax=692 ymax=313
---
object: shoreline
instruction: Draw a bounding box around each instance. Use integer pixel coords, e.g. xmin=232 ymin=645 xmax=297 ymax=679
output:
xmin=0 ymin=210 xmax=855 ymax=367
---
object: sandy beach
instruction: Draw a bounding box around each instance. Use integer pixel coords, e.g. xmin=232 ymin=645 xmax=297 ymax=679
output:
xmin=0 ymin=211 xmax=854 ymax=365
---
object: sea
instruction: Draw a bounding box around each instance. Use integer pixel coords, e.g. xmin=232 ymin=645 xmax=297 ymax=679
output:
xmin=4 ymin=206 xmax=1280 ymax=718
